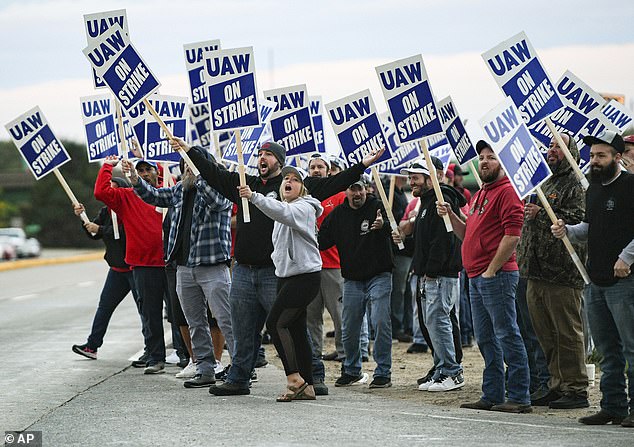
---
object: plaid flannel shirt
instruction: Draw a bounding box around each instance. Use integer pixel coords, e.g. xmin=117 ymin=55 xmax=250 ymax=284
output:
xmin=134 ymin=177 xmax=232 ymax=267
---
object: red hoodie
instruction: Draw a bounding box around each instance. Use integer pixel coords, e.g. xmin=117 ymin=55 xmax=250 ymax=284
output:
xmin=462 ymin=176 xmax=523 ymax=278
xmin=318 ymin=192 xmax=346 ymax=269
xmin=94 ymin=164 xmax=164 ymax=267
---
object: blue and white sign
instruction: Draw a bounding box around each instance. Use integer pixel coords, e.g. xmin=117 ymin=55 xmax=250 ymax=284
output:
xmin=601 ymin=99 xmax=634 ymax=133
xmin=376 ymin=114 xmax=420 ymax=175
xmin=264 ymin=85 xmax=317 ymax=157
xmin=574 ymin=115 xmax=620 ymax=171
xmin=184 ymin=39 xmax=221 ymax=105
xmin=223 ymin=99 xmax=276 ymax=165
xmin=83 ymin=24 xmax=161 ymax=111
xmin=482 ymin=31 xmax=564 ymax=127
xmin=376 ymin=54 xmax=443 ymax=144
xmin=144 ymin=95 xmax=189 ymax=164
xmin=121 ymin=101 xmax=148 ymax=156
xmin=427 ymin=133 xmax=448 ymax=150
xmin=190 ymin=103 xmax=212 ymax=148
xmin=203 ymin=46 xmax=260 ymax=131
xmin=80 ymin=94 xmax=118 ymax=162
xmin=83 ymin=9 xmax=129 ymax=89
xmin=479 ymin=97 xmax=552 ymax=199
xmin=429 ymin=144 xmax=453 ymax=175
xmin=325 ymin=89 xmax=391 ymax=167
xmin=529 ymin=70 xmax=605 ymax=149
xmin=115 ymin=110 xmax=137 ymax=159
xmin=437 ymin=96 xmax=477 ymax=165
xmin=309 ymin=96 xmax=326 ymax=153
xmin=5 ymin=106 xmax=71 ymax=180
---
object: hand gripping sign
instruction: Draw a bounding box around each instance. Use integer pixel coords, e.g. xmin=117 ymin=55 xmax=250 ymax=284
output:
xmin=480 ymin=97 xmax=590 ymax=284
xmin=264 ymin=85 xmax=317 ymax=157
xmin=376 ymin=54 xmax=451 ymax=231
xmin=482 ymin=31 xmax=589 ymax=190
xmin=5 ymin=107 xmax=90 ymax=224
xmin=203 ymin=46 xmax=261 ymax=222
xmin=325 ymin=89 xmax=403 ymax=250
xmin=83 ymin=9 xmax=129 ymax=89
xmin=309 ymin=96 xmax=326 ymax=154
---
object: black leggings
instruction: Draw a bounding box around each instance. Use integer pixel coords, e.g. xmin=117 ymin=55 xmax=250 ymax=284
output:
xmin=266 ymin=272 xmax=321 ymax=384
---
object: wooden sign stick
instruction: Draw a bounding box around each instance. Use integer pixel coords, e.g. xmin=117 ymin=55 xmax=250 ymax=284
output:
xmin=388 ymin=175 xmax=396 ymax=208
xmin=535 ymin=187 xmax=590 ymax=284
xmin=235 ymin=130 xmax=251 ymax=223
xmin=53 ymin=168 xmax=90 ymax=225
xmin=420 ymin=139 xmax=453 ymax=232
xmin=370 ymin=167 xmax=405 ymax=250
xmin=545 ymin=118 xmax=589 ymax=190
xmin=115 ymin=100 xmax=130 ymax=178
xmin=469 ymin=160 xmax=483 ymax=188
xmin=143 ymin=98 xmax=200 ymax=177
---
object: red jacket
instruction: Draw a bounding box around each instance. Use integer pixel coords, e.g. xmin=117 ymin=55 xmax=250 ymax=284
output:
xmin=462 ymin=176 xmax=523 ymax=278
xmin=94 ymin=164 xmax=164 ymax=267
xmin=318 ymin=192 xmax=346 ymax=269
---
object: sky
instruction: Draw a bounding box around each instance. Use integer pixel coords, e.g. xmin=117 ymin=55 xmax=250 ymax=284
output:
xmin=1 ymin=0 xmax=633 ymax=154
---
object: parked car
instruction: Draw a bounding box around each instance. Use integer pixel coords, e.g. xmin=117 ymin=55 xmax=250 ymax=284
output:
xmin=0 ymin=236 xmax=17 ymax=261
xmin=0 ymin=228 xmax=41 ymax=258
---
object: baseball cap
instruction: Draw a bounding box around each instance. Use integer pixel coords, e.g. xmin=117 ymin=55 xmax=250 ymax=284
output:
xmin=329 ymin=155 xmax=346 ymax=170
xmin=308 ymin=153 xmax=331 ymax=169
xmin=400 ymin=162 xmax=431 ymax=177
xmin=349 ymin=174 xmax=370 ymax=188
xmin=476 ymin=140 xmax=492 ymax=154
xmin=134 ymin=159 xmax=158 ymax=170
xmin=583 ymin=130 xmax=625 ymax=154
xmin=448 ymin=163 xmax=464 ymax=176
xmin=280 ymin=165 xmax=307 ymax=182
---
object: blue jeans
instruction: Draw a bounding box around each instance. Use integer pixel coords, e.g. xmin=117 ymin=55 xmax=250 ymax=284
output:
xmin=390 ymin=255 xmax=412 ymax=335
xmin=420 ymin=276 xmax=462 ymax=378
xmin=226 ymin=264 xmax=278 ymax=386
xmin=410 ymin=275 xmax=428 ymax=346
xmin=458 ymin=269 xmax=474 ymax=343
xmin=586 ymin=275 xmax=634 ymax=416
xmin=342 ymin=272 xmax=392 ymax=378
xmin=470 ymin=271 xmax=530 ymax=405
xmin=133 ymin=267 xmax=167 ymax=365
xmin=87 ymin=268 xmax=145 ymax=350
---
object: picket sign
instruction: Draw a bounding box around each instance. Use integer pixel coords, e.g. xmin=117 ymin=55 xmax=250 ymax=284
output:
xmin=546 ymin=118 xmax=589 ymax=190
xmin=420 ymin=139 xmax=453 ymax=231
xmin=234 ymin=130 xmax=250 ymax=223
xmin=388 ymin=176 xmax=396 ymax=208
xmin=115 ymin=100 xmax=131 ymax=178
xmin=143 ymin=98 xmax=199 ymax=177
xmin=370 ymin=167 xmax=405 ymax=250
xmin=52 ymin=169 xmax=90 ymax=225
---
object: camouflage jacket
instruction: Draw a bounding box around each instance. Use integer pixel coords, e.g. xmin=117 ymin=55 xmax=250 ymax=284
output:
xmin=517 ymin=142 xmax=587 ymax=289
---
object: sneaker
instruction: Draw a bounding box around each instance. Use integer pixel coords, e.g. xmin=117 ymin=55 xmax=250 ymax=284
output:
xmin=176 ymin=356 xmax=190 ymax=368
xmin=531 ymin=388 xmax=562 ymax=406
xmin=175 ymin=360 xmax=197 ymax=379
xmin=491 ymin=401 xmax=533 ymax=414
xmin=578 ymin=410 xmax=625 ymax=425
xmin=184 ymin=374 xmax=216 ymax=388
xmin=461 ymin=399 xmax=494 ymax=410
xmin=254 ymin=357 xmax=268 ymax=368
xmin=548 ymin=393 xmax=589 ymax=409
xmin=144 ymin=362 xmax=165 ymax=375
xmin=621 ymin=413 xmax=634 ymax=427
xmin=418 ymin=377 xmax=434 ymax=391
xmin=72 ymin=344 xmax=97 ymax=360
xmin=335 ymin=372 xmax=369 ymax=387
xmin=417 ymin=369 xmax=435 ymax=386
xmin=214 ymin=361 xmax=225 ymax=375
xmin=313 ymin=379 xmax=329 ymax=396
xmin=407 ymin=343 xmax=428 ymax=354
xmin=428 ymin=373 xmax=465 ymax=392
xmin=215 ymin=364 xmax=230 ymax=381
xmin=369 ymin=377 xmax=392 ymax=388
xmin=209 ymin=381 xmax=250 ymax=396
xmin=322 ymin=351 xmax=339 ymax=361
xmin=165 ymin=351 xmax=180 ymax=364
xmin=250 ymin=369 xmax=258 ymax=382
xmin=131 ymin=352 xmax=149 ymax=368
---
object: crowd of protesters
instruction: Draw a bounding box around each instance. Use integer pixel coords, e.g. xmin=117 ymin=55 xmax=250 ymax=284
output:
xmin=70 ymin=131 xmax=634 ymax=428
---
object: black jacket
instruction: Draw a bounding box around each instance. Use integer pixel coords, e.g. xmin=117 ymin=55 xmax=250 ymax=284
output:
xmin=410 ymin=184 xmax=465 ymax=278
xmin=318 ymin=195 xmax=394 ymax=281
xmin=83 ymin=206 xmax=128 ymax=270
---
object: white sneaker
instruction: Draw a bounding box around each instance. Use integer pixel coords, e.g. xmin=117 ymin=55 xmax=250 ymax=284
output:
xmin=427 ymin=373 xmax=465 ymax=392
xmin=165 ymin=350 xmax=180 ymax=364
xmin=418 ymin=377 xmax=434 ymax=391
xmin=214 ymin=361 xmax=224 ymax=375
xmin=175 ymin=360 xmax=197 ymax=379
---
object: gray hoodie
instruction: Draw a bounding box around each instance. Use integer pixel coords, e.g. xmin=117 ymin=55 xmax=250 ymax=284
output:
xmin=249 ymin=192 xmax=323 ymax=278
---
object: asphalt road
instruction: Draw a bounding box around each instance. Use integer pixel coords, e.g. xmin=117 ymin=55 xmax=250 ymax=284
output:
xmin=0 ymin=260 xmax=630 ymax=446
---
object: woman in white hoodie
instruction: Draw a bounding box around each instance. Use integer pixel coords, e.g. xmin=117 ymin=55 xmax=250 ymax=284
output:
xmin=238 ymin=165 xmax=323 ymax=402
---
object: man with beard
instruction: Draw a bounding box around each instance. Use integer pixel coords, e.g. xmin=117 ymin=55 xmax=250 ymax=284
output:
xmin=552 ymin=130 xmax=634 ymax=427
xmin=438 ymin=141 xmax=530 ymax=413
xmin=122 ymin=147 xmax=234 ymax=388
xmin=170 ymin=138 xmax=384 ymax=396
xmin=517 ymin=132 xmax=589 ymax=409
xmin=399 ymin=161 xmax=466 ymax=392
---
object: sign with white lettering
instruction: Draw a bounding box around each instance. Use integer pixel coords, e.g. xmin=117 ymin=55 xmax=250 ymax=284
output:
xmin=5 ymin=106 xmax=71 ymax=179
xmin=144 ymin=95 xmax=189 ymax=163
xmin=309 ymin=96 xmax=326 ymax=153
xmin=376 ymin=54 xmax=443 ymax=144
xmin=376 ymin=114 xmax=420 ymax=175
xmin=600 ymin=99 xmax=634 ymax=133
xmin=482 ymin=31 xmax=564 ymax=127
xmin=83 ymin=9 xmax=129 ymax=89
xmin=223 ymin=99 xmax=277 ymax=165
xmin=437 ymin=96 xmax=477 ymax=165
xmin=80 ymin=94 xmax=118 ymax=161
xmin=184 ymin=39 xmax=221 ymax=105
xmin=479 ymin=97 xmax=552 ymax=199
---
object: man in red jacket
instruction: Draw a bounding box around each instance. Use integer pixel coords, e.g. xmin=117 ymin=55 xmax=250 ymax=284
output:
xmin=438 ymin=141 xmax=530 ymax=413
xmin=94 ymin=156 xmax=167 ymax=374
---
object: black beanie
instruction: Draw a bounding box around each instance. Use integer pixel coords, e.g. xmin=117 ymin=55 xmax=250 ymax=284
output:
xmin=258 ymin=141 xmax=286 ymax=166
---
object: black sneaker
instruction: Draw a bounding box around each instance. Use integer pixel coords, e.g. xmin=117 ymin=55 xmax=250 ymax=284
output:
xmin=184 ymin=374 xmax=216 ymax=388
xmin=254 ymin=357 xmax=268 ymax=368
xmin=548 ymin=393 xmax=589 ymax=409
xmin=177 ymin=356 xmax=190 ymax=368
xmin=131 ymin=352 xmax=149 ymax=368
xmin=313 ymin=379 xmax=329 ymax=396
xmin=407 ymin=343 xmax=428 ymax=354
xmin=209 ymin=382 xmax=250 ymax=396
xmin=215 ymin=364 xmax=230 ymax=381
xmin=250 ymin=369 xmax=258 ymax=382
xmin=335 ymin=373 xmax=366 ymax=387
xmin=72 ymin=344 xmax=97 ymax=360
xmin=369 ymin=377 xmax=392 ymax=388
xmin=416 ymin=368 xmax=436 ymax=385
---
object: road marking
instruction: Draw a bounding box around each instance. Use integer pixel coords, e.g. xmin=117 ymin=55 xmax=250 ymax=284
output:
xmin=10 ymin=294 xmax=38 ymax=301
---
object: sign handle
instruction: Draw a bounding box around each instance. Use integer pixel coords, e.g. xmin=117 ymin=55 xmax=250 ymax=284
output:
xmin=420 ymin=139 xmax=453 ymax=233
xmin=545 ymin=118 xmax=589 ymax=191
xmin=235 ymin=130 xmax=251 ymax=223
xmin=469 ymin=160 xmax=483 ymax=188
xmin=370 ymin=167 xmax=404 ymax=250
xmin=535 ymin=187 xmax=590 ymax=285
xmin=111 ymin=210 xmax=120 ymax=240
xmin=143 ymin=98 xmax=200 ymax=177
xmin=115 ymin=100 xmax=131 ymax=178
xmin=53 ymin=168 xmax=90 ymax=225
xmin=387 ymin=175 xmax=396 ymax=208
xmin=213 ymin=132 xmax=222 ymax=161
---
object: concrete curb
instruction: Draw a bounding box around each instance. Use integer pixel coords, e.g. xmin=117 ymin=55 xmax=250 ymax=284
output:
xmin=0 ymin=251 xmax=104 ymax=272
